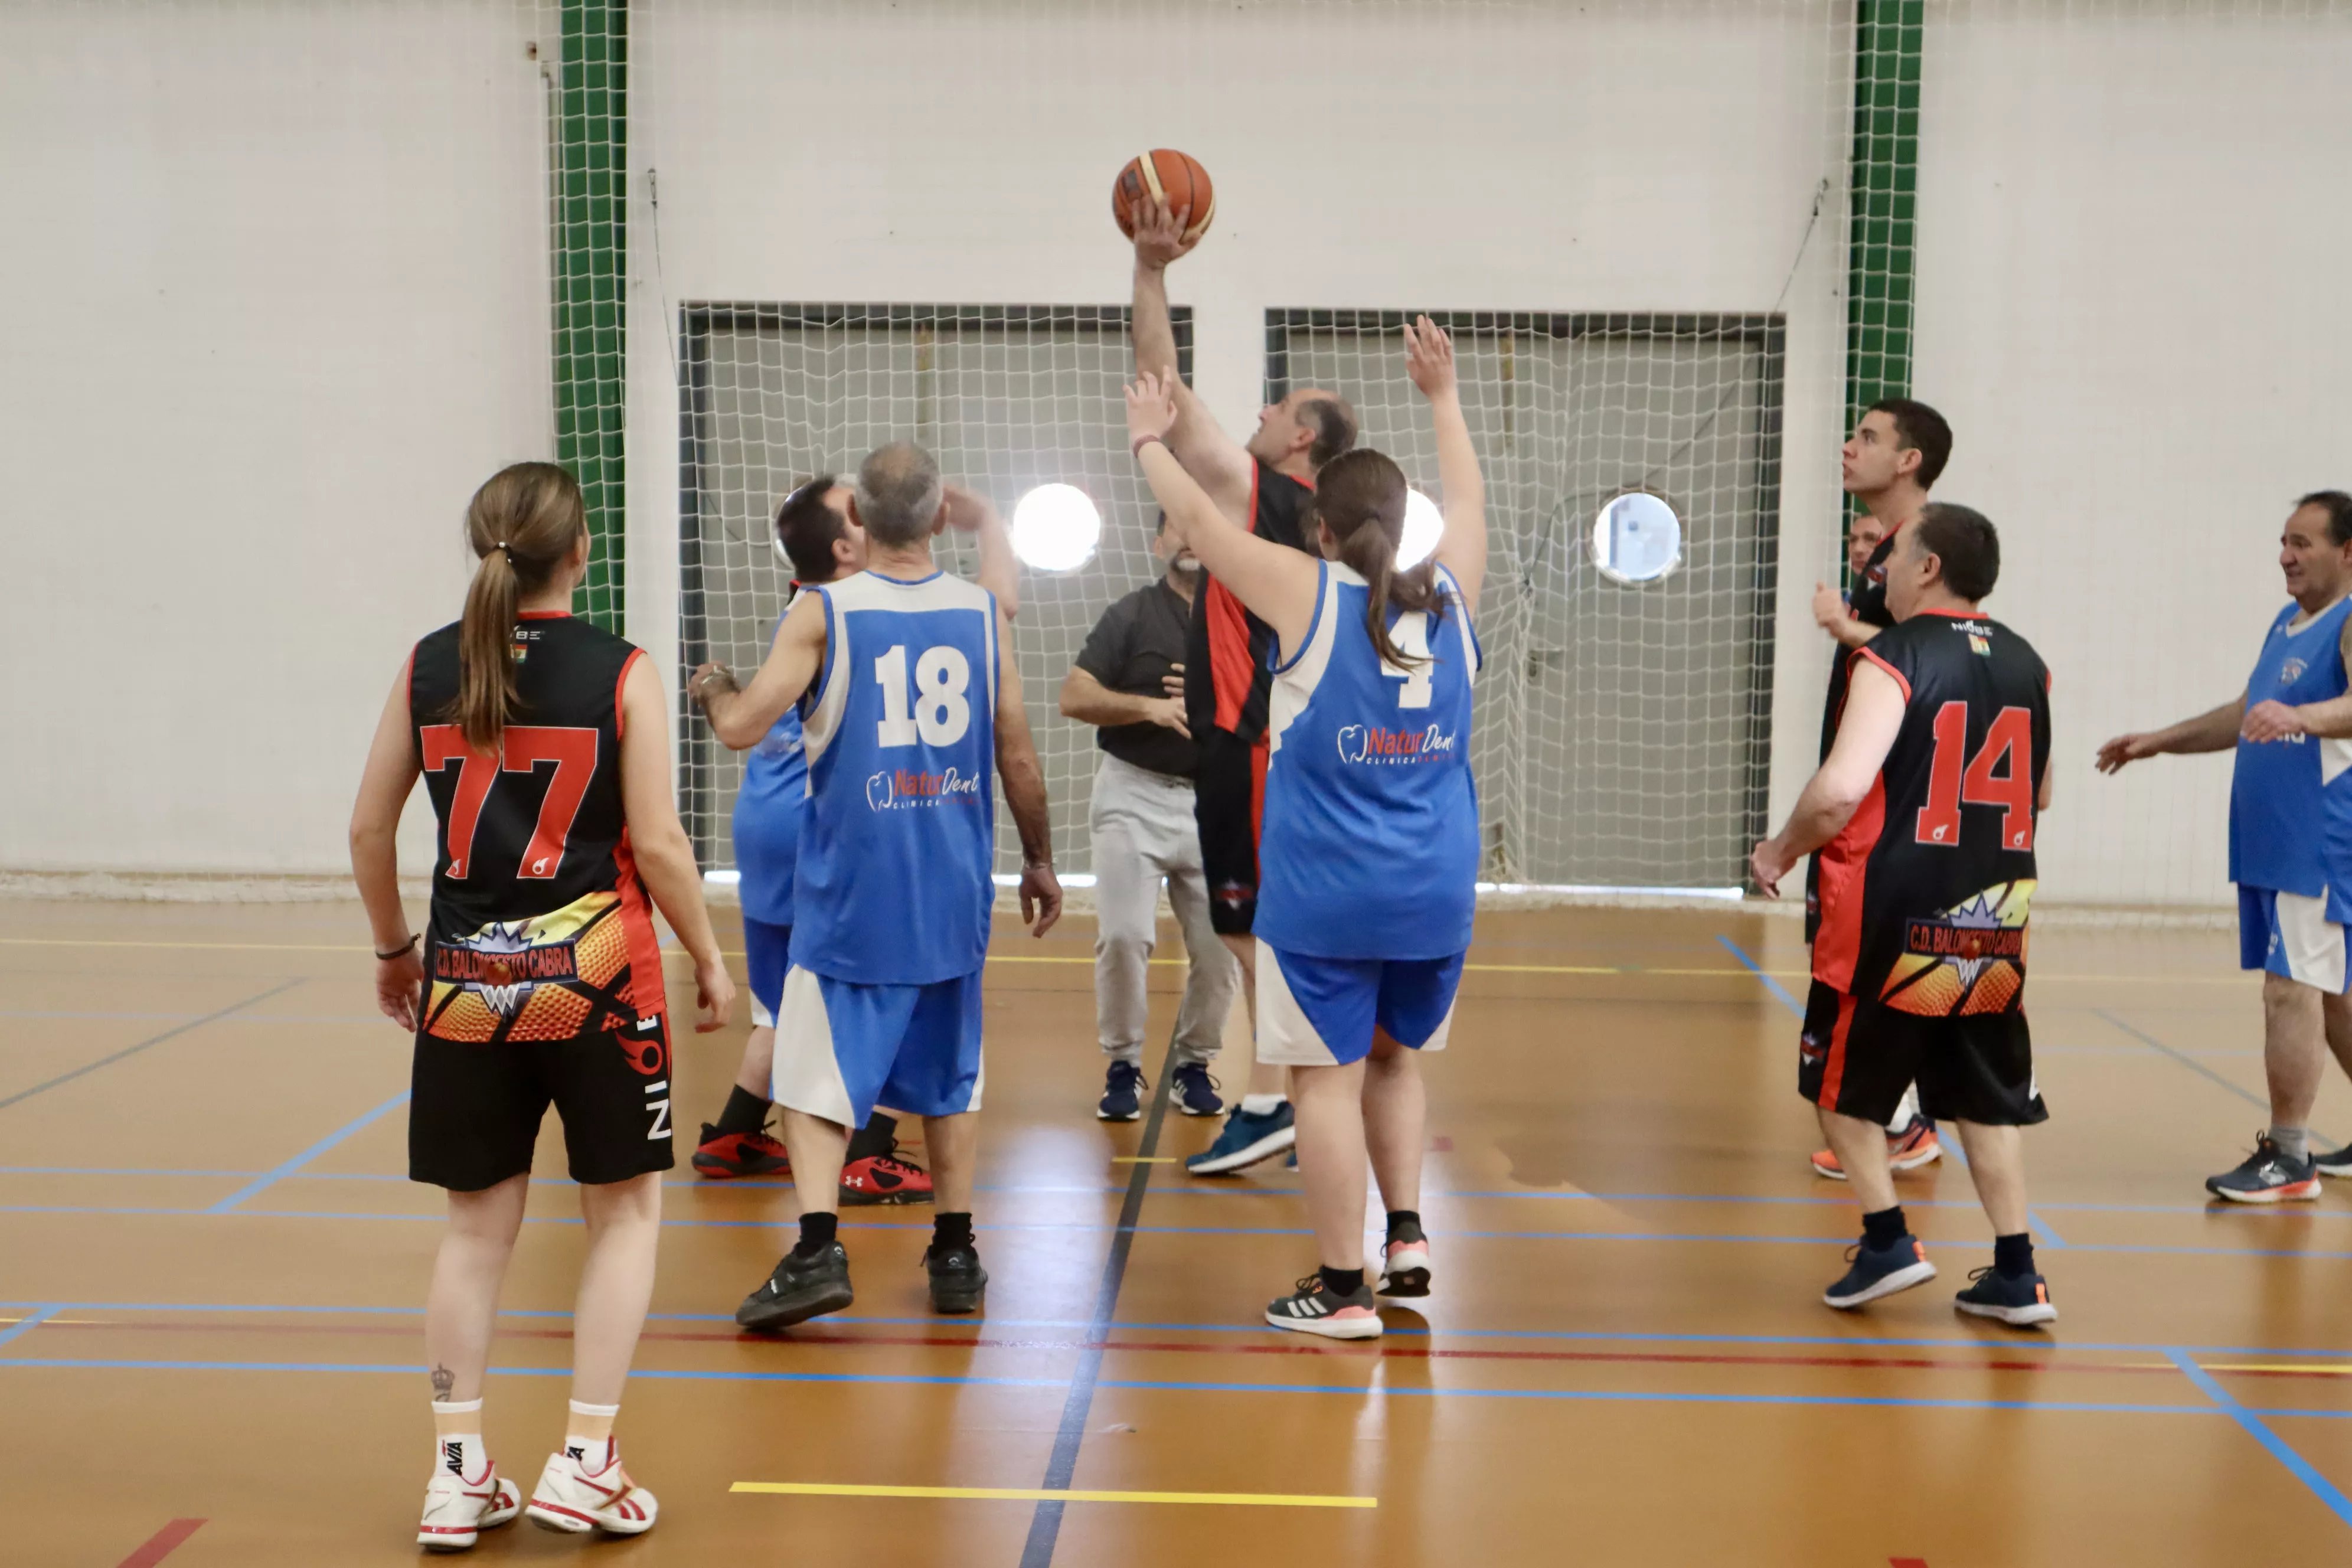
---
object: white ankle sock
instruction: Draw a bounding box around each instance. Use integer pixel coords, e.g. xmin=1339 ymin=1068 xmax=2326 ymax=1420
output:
xmin=564 ymin=1399 xmax=620 ymax=1470
xmin=1240 ymin=1093 xmax=1285 ymax=1116
xmin=430 ymin=1399 xmax=486 ymax=1479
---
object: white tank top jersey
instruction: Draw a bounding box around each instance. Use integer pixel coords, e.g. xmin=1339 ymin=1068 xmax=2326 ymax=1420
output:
xmin=1254 ymin=561 xmax=1482 ymax=961
xmin=788 ymin=569 xmax=1001 ymax=986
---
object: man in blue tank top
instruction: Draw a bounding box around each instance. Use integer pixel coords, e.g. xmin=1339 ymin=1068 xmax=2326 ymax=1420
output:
xmin=692 ymin=442 xmax=1062 ymax=1325
xmin=2098 ymin=491 xmax=2352 ymax=1199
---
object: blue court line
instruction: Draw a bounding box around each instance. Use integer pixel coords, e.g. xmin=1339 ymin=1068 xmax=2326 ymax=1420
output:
xmin=204 ymin=1090 xmax=411 ymax=1214
xmin=2095 ymin=1008 xmax=2343 ymax=1148
xmin=2027 ymin=1211 xmax=2067 ymax=1250
xmin=0 ymin=978 xmax=304 ymax=1112
xmin=0 ymin=1305 xmax=58 ymax=1349
xmin=1716 ymin=935 xmax=1803 ymax=1017
xmin=2167 ymin=1348 xmax=2352 ymax=1528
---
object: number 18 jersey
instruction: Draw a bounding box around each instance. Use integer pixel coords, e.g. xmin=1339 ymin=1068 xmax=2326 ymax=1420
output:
xmin=790 ymin=570 xmax=1001 ymax=985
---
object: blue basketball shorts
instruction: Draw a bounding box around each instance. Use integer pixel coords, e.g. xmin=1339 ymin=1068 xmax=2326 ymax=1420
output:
xmin=1255 ymin=940 xmax=1465 ymax=1067
xmin=770 ymin=965 xmax=985 ymax=1127
xmin=742 ymin=916 xmax=791 ymax=1028
xmin=2239 ymin=884 xmax=2352 ymax=994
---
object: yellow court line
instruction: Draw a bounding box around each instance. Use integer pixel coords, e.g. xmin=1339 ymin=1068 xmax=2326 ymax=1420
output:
xmin=1109 ymin=1157 xmax=1178 ymax=1164
xmin=730 ymin=1481 xmax=1374 ymax=1508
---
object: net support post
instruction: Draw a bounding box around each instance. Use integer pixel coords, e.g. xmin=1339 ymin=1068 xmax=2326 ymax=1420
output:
xmin=1843 ymin=1 xmax=1923 ymax=494
xmin=553 ymin=1 xmax=627 ymax=631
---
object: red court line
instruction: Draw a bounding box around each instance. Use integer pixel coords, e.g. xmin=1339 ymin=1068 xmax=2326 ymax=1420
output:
xmin=115 ymin=1518 xmax=205 ymax=1567
xmin=34 ymin=1318 xmax=2352 ymax=1387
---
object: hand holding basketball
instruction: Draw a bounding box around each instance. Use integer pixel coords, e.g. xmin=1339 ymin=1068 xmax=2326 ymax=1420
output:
xmin=1114 ymin=150 xmax=1214 ymax=259
xmin=1131 ymin=197 xmax=1200 ymax=269
xmin=1125 ymin=370 xmax=1180 ymax=450
xmin=1404 ymin=315 xmax=1456 ymax=401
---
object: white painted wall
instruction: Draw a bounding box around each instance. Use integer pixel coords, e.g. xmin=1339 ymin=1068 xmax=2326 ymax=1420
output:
xmin=0 ymin=1 xmax=552 ymax=874
xmin=1915 ymin=2 xmax=2352 ymax=906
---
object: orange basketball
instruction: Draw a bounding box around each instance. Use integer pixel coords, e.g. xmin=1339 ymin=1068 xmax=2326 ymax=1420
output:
xmin=1112 ymin=150 xmax=1216 ymax=243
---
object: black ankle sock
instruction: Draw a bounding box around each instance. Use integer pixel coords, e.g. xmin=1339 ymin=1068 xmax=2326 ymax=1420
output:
xmin=1386 ymin=1209 xmax=1423 ymax=1239
xmin=1318 ymin=1265 xmax=1366 ymax=1298
xmin=1861 ymin=1205 xmax=1908 ymax=1250
xmin=714 ymin=1085 xmax=771 ymax=1138
xmin=932 ymin=1211 xmax=975 ymax=1253
xmin=844 ymin=1111 xmax=898 ymax=1164
xmin=1993 ymin=1232 xmax=2036 ymax=1279
xmin=792 ymin=1211 xmax=838 ymax=1257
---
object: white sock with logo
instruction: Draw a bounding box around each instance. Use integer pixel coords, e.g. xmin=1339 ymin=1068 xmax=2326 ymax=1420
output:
xmin=1240 ymin=1093 xmax=1285 ymax=1116
xmin=430 ymin=1398 xmax=486 ymax=1481
xmin=564 ymin=1399 xmax=620 ymax=1471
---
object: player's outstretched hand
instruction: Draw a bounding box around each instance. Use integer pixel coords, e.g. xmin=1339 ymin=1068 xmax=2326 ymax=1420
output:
xmin=1020 ymin=861 xmax=1063 ymax=937
xmin=1404 ymin=315 xmax=1456 ymax=401
xmin=2241 ymin=700 xmax=2309 ymax=744
xmin=688 ymin=661 xmax=739 ymax=708
xmin=1134 ymin=197 xmax=1200 ymax=269
xmin=2093 ymin=733 xmax=2154 ymax=773
xmin=940 ymin=484 xmax=998 ymax=534
xmin=692 ymin=953 xmax=736 ymax=1034
xmin=375 ymin=946 xmax=425 ymax=1032
xmin=1126 ymin=370 xmax=1180 ymax=451
xmin=1747 ymin=837 xmax=1794 ymax=898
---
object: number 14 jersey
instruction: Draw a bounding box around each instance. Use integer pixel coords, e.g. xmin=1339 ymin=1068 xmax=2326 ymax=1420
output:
xmin=792 ymin=570 xmax=1001 ymax=985
xmin=1812 ymin=609 xmax=2052 ymax=1016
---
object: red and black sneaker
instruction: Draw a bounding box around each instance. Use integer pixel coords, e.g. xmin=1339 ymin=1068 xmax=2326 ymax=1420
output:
xmin=839 ymin=1151 xmax=933 ymax=1206
xmin=692 ymin=1123 xmax=790 ymax=1180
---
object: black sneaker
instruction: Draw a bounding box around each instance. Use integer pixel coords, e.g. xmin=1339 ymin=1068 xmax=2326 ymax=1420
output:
xmin=1822 ymin=1236 xmax=1936 ymax=1310
xmin=2206 ymin=1134 xmax=2320 ymax=1203
xmin=1376 ymin=1218 xmax=1430 ymax=1298
xmin=1954 ymin=1266 xmax=2057 ymax=1327
xmin=924 ymin=1242 xmax=988 ymax=1314
xmin=2314 ymin=1142 xmax=2352 ymax=1178
xmin=735 ymin=1243 xmax=854 ymax=1332
xmin=1097 ymin=1061 xmax=1145 ymax=1122
xmin=1264 ymin=1274 xmax=1382 ymax=1339
xmin=1172 ymin=1061 xmax=1223 ymax=1118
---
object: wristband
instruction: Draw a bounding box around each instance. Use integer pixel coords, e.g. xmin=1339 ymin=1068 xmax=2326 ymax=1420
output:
xmin=375 ymin=934 xmax=420 ymax=961
xmin=1131 ymin=432 xmax=1169 ymax=458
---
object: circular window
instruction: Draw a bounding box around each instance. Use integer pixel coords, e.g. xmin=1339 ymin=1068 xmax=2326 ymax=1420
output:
xmin=1010 ymin=483 xmax=1102 ymax=572
xmin=1589 ymin=492 xmax=1682 ymax=584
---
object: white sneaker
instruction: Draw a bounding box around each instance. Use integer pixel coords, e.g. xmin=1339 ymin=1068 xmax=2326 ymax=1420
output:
xmin=526 ymin=1444 xmax=658 ymax=1536
xmin=416 ymin=1458 xmax=521 ymax=1551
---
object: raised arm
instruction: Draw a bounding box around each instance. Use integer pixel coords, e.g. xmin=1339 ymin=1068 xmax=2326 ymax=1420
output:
xmin=1132 ymin=198 xmax=1252 ymax=523
xmin=2095 ymin=691 xmax=2247 ymax=773
xmin=691 ymin=590 xmax=828 ymax=750
xmin=616 ymin=656 xmax=734 ymax=1033
xmin=1407 ymin=316 xmax=1487 ymax=617
xmin=1750 ymin=656 xmax=1907 ymax=895
xmin=994 ymin=610 xmax=1063 ymax=937
xmin=350 ymin=660 xmax=426 ymax=1030
xmin=945 ymin=484 xmax=1020 ymax=623
xmin=1126 ymin=371 xmax=1320 ymax=657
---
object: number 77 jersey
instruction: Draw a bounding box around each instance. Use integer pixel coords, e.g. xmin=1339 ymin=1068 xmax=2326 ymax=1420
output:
xmin=792 ymin=569 xmax=1002 ymax=986
xmin=1812 ymin=608 xmax=2053 ymax=1017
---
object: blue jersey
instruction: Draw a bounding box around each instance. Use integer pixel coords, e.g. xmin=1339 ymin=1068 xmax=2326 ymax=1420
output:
xmin=790 ymin=570 xmax=1000 ymax=984
xmin=730 ymin=664 xmax=805 ymax=927
xmin=2231 ymin=596 xmax=2352 ymax=906
xmin=1255 ymin=562 xmax=1482 ymax=960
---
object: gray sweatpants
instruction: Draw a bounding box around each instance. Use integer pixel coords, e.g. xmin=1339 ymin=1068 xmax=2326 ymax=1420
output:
xmin=1089 ymin=752 xmax=1237 ymax=1066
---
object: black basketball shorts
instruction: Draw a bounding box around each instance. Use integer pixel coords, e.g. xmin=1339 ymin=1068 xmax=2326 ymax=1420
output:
xmin=1194 ymin=728 xmax=1268 ymax=937
xmin=1797 ymin=978 xmax=2047 ymax=1129
xmin=409 ymin=1012 xmax=676 ymax=1191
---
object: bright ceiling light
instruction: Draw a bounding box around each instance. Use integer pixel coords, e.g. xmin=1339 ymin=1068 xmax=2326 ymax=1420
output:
xmin=1011 ymin=483 xmax=1101 ymax=572
xmin=1399 ymin=489 xmax=1443 ymax=570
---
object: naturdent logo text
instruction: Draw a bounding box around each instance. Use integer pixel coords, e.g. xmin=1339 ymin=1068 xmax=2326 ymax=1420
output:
xmin=866 ymin=768 xmax=983 ymax=811
xmin=1336 ymin=723 xmax=1459 ymax=766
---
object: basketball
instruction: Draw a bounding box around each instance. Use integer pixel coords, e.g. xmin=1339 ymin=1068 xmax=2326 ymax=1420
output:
xmin=1112 ymin=149 xmax=1215 ymax=243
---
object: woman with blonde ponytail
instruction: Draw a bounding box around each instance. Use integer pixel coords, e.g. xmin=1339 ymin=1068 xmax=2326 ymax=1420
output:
xmin=349 ymin=460 xmax=734 ymax=1549
xmin=1127 ymin=316 xmax=1488 ymax=1340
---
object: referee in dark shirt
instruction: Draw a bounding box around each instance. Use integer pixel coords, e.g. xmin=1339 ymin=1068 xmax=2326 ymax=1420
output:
xmin=1059 ymin=514 xmax=1239 ymax=1122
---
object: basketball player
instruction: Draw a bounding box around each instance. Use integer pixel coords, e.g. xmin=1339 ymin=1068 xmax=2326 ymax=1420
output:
xmin=1752 ymin=504 xmax=2057 ymax=1325
xmin=1805 ymin=400 xmax=1956 ymax=1181
xmin=1061 ymin=511 xmax=1237 ymax=1121
xmin=1126 ymin=316 xmax=1485 ymax=1338
xmin=1131 ymin=194 xmax=1360 ymax=1174
xmin=2096 ymin=491 xmax=2352 ymax=1199
xmin=351 ymin=462 xmax=734 ymax=1546
xmin=692 ymin=474 xmax=1019 ymax=1207
xmin=694 ymin=442 xmax=1061 ymax=1327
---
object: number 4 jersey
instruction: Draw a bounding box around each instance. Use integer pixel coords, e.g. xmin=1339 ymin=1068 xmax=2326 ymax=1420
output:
xmin=792 ymin=570 xmax=1001 ymax=985
xmin=406 ymin=610 xmax=666 ymax=1048
xmin=1812 ymin=608 xmax=2052 ymax=1015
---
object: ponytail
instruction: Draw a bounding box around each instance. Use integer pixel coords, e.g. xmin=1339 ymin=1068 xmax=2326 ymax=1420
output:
xmin=448 ymin=461 xmax=586 ymax=754
xmin=1313 ymin=448 xmax=1443 ymax=670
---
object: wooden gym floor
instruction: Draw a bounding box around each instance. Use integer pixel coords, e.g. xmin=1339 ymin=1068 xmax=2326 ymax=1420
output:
xmin=6 ymin=897 xmax=2352 ymax=1566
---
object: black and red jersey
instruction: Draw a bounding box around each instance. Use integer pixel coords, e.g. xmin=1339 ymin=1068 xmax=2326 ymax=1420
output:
xmin=406 ymin=610 xmax=666 ymax=1048
xmin=1812 ymin=609 xmax=2051 ymax=1016
xmin=1185 ymin=460 xmax=1314 ymax=743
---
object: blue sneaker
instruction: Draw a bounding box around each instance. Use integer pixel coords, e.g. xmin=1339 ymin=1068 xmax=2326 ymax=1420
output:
xmin=1185 ymin=1101 xmax=1295 ymax=1175
xmin=1097 ymin=1061 xmax=1145 ymax=1122
xmin=1822 ymin=1235 xmax=1936 ymax=1311
xmin=1172 ymin=1061 xmax=1223 ymax=1118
